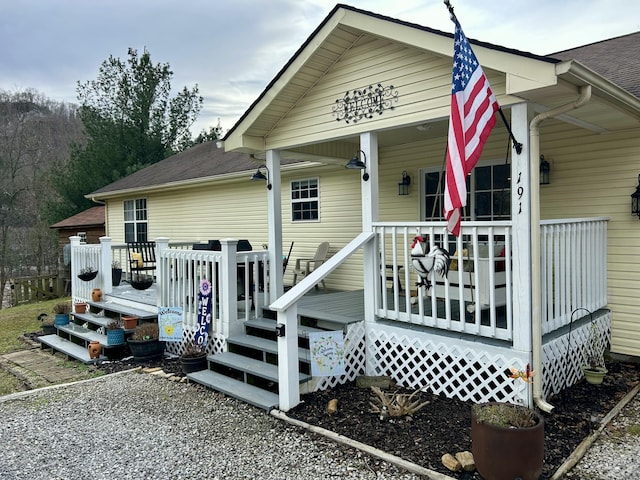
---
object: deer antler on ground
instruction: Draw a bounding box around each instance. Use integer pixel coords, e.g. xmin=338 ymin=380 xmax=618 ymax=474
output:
xmin=368 ymin=386 xmax=430 ymax=417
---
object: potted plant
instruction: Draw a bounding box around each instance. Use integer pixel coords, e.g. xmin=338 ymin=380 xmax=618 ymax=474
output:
xmin=106 ymin=320 xmax=125 ymax=346
xmin=180 ymin=340 xmax=208 ymax=374
xmin=130 ymin=273 xmax=153 ymax=290
xmin=74 ymin=301 xmax=88 ymax=314
xmin=471 ymin=364 xmax=544 ymax=480
xmin=78 ymin=266 xmax=98 ymax=282
xmin=38 ymin=313 xmax=56 ymax=335
xmin=122 ymin=315 xmax=138 ymax=330
xmin=52 ymin=302 xmax=71 ymax=326
xmin=127 ymin=323 xmax=164 ymax=362
xmin=582 ymin=319 xmax=607 ymax=385
xmin=112 ymin=260 xmax=122 ymax=287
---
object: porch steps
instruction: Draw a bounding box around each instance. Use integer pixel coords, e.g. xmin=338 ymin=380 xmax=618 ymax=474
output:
xmin=38 ymin=334 xmax=106 ymax=364
xmin=187 ymin=314 xmax=320 ymax=409
xmin=86 ymin=299 xmax=157 ymax=319
xmin=187 ymin=369 xmax=279 ymax=411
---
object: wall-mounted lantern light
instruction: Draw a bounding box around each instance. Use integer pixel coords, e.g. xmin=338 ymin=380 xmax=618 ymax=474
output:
xmin=631 ymin=174 xmax=640 ymax=218
xmin=345 ymin=150 xmax=369 ymax=181
xmin=250 ymin=164 xmax=272 ymax=190
xmin=398 ymin=171 xmax=411 ymax=195
xmin=540 ymin=155 xmax=551 ymax=185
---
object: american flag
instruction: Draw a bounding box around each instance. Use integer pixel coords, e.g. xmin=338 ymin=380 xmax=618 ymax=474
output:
xmin=444 ymin=19 xmax=499 ymax=236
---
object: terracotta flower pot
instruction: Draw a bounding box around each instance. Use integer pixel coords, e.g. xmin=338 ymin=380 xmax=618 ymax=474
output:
xmin=88 ymin=340 xmax=101 ymax=359
xmin=122 ymin=316 xmax=138 ymax=330
xmin=75 ymin=302 xmax=87 ymax=314
xmin=91 ymin=288 xmax=103 ymax=302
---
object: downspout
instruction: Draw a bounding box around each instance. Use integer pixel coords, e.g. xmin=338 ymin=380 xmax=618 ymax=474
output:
xmin=530 ymin=85 xmax=592 ymax=412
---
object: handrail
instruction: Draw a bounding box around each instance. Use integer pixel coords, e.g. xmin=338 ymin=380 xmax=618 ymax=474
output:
xmin=271 ymin=231 xmax=375 ymax=312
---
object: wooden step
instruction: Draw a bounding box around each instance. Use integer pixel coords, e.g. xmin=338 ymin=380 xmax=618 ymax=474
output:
xmin=187 ymin=369 xmax=279 ymax=411
xmin=244 ymin=317 xmax=326 ymax=337
xmin=56 ymin=324 xmax=127 ymax=348
xmin=72 ymin=312 xmax=137 ymax=332
xmin=38 ymin=334 xmax=106 ymax=364
xmin=210 ymin=352 xmax=310 ymax=384
xmin=86 ymin=300 xmax=157 ymax=320
xmin=227 ymin=334 xmax=312 ymax=363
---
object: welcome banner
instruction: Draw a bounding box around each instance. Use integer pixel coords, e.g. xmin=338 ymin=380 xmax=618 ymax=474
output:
xmin=195 ymin=279 xmax=212 ymax=347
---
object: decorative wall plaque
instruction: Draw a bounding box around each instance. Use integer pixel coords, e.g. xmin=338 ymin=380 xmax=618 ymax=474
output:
xmin=332 ymin=83 xmax=398 ymax=124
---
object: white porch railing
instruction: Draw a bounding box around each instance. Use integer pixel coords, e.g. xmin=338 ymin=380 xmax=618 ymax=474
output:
xmin=374 ymin=222 xmax=513 ymax=341
xmin=374 ymin=217 xmax=608 ymax=342
xmin=70 ymin=237 xmax=270 ymax=340
xmin=540 ymin=217 xmax=609 ymax=334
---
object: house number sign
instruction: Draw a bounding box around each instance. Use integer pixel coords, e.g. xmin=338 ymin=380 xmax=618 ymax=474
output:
xmin=332 ymin=83 xmax=399 ymax=124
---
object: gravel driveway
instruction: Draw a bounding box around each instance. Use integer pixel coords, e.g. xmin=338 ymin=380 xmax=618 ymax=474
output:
xmin=0 ymin=371 xmax=424 ymax=480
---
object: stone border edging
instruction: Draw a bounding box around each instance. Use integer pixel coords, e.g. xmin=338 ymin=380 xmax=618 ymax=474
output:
xmin=271 ymin=409 xmax=457 ymax=479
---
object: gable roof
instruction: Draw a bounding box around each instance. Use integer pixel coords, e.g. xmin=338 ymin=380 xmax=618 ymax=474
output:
xmin=551 ymin=31 xmax=640 ymax=98
xmin=50 ymin=206 xmax=105 ymax=229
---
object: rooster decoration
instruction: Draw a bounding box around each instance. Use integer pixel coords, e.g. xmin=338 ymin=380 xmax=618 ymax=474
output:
xmin=410 ymin=236 xmax=450 ymax=291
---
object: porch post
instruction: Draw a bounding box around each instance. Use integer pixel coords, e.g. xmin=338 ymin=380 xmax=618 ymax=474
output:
xmin=510 ymin=103 xmax=533 ymax=361
xmin=360 ymin=132 xmax=379 ymax=377
xmin=99 ymin=237 xmax=113 ymax=295
xmin=220 ymin=239 xmax=239 ymax=337
xmin=155 ymin=237 xmax=169 ymax=308
xmin=277 ymin=305 xmax=299 ymax=411
xmin=266 ymin=150 xmax=284 ymax=301
xmin=69 ymin=235 xmax=81 ymax=300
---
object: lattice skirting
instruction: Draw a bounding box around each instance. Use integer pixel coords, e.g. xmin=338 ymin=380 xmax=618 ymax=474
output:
xmin=365 ymin=323 xmax=530 ymax=404
xmin=164 ymin=328 xmax=227 ymax=356
xmin=542 ymin=309 xmax=611 ymax=398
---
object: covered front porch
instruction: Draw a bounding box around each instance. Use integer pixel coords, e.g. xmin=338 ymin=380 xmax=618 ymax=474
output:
xmin=66 ymin=211 xmax=610 ymax=411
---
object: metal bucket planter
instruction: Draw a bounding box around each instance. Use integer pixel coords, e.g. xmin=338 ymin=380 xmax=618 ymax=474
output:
xmin=54 ymin=313 xmax=70 ymax=326
xmin=127 ymin=338 xmax=165 ymax=362
xmin=471 ymin=402 xmax=544 ymax=480
xmin=106 ymin=328 xmax=125 ymax=346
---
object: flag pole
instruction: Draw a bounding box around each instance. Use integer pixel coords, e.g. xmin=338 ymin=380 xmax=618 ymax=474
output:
xmin=443 ymin=0 xmax=523 ymax=155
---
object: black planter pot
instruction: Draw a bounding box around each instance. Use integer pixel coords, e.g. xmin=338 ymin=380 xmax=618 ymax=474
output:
xmin=180 ymin=353 xmax=208 ymax=374
xmin=112 ymin=268 xmax=122 ymax=286
xmin=471 ymin=403 xmax=544 ymax=480
xmin=127 ymin=338 xmax=165 ymax=362
xmin=78 ymin=270 xmax=98 ymax=281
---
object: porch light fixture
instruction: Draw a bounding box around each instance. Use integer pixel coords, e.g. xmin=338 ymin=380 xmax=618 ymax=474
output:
xmin=540 ymin=155 xmax=551 ymax=185
xmin=631 ymin=174 xmax=640 ymax=218
xmin=398 ymin=171 xmax=411 ymax=195
xmin=345 ymin=150 xmax=369 ymax=181
xmin=250 ymin=164 xmax=272 ymax=190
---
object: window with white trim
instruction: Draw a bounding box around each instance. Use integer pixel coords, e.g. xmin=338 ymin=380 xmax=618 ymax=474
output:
xmin=124 ymin=199 xmax=148 ymax=242
xmin=421 ymin=162 xmax=510 ymax=221
xmin=291 ymin=178 xmax=319 ymax=222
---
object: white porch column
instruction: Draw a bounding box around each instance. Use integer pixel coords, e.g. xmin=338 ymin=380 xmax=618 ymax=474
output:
xmin=99 ymin=237 xmax=113 ymax=295
xmin=70 ymin=236 xmax=81 ymax=299
xmin=277 ymin=305 xmax=299 ymax=411
xmin=360 ymin=132 xmax=379 ymax=377
xmin=220 ymin=239 xmax=239 ymax=337
xmin=266 ymin=150 xmax=284 ymax=301
xmin=510 ymin=103 xmax=533 ymax=357
xmin=154 ymin=237 xmax=169 ymax=308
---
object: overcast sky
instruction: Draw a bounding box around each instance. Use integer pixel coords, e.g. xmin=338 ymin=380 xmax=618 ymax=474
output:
xmin=2 ymin=0 xmax=639 ymax=136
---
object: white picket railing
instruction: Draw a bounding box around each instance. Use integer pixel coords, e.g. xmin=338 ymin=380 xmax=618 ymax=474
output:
xmin=540 ymin=217 xmax=609 ymax=334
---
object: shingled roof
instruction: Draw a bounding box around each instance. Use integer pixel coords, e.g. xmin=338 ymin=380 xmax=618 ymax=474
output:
xmin=89 ymin=141 xmax=294 ymax=196
xmin=551 ymin=31 xmax=640 ymax=98
xmin=50 ymin=205 xmax=105 ymax=229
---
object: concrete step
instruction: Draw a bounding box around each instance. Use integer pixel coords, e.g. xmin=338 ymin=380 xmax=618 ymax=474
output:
xmin=38 ymin=335 xmax=106 ymax=364
xmin=187 ymin=369 xmax=279 ymax=411
xmin=210 ymin=352 xmax=310 ymax=384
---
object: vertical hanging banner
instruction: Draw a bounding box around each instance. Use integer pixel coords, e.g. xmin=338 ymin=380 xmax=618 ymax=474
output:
xmin=309 ymin=331 xmax=346 ymax=377
xmin=158 ymin=307 xmax=183 ymax=342
xmin=195 ymin=279 xmax=212 ymax=347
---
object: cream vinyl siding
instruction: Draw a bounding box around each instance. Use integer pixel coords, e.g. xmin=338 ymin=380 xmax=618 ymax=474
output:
xmin=539 ymin=121 xmax=640 ymax=356
xmin=266 ymin=34 xmax=507 ymax=150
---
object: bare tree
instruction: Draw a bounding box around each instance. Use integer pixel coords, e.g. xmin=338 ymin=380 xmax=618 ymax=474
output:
xmin=0 ymin=89 xmax=83 ymax=307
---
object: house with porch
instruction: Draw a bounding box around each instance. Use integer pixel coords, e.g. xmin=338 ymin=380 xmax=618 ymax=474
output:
xmin=50 ymin=5 xmax=639 ymax=413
